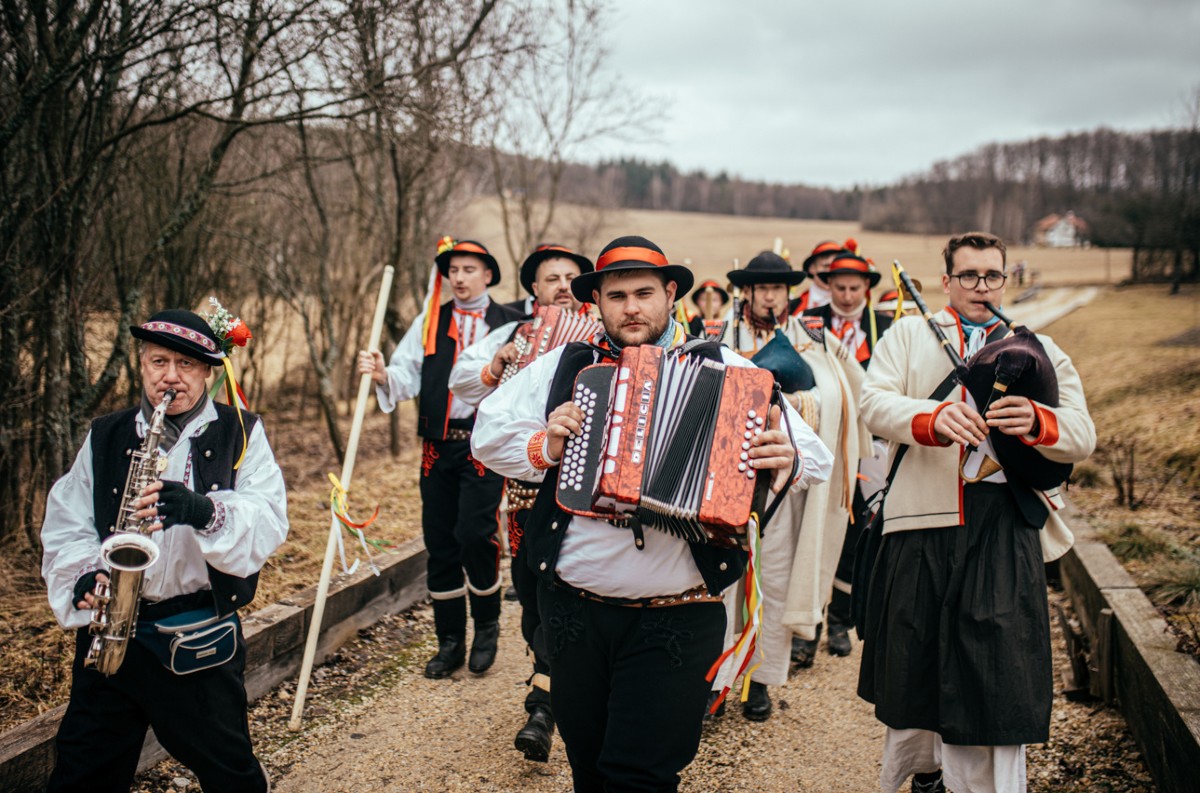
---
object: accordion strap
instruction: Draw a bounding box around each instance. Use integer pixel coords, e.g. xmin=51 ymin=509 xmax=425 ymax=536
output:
xmin=758 ymin=385 xmax=795 ymax=532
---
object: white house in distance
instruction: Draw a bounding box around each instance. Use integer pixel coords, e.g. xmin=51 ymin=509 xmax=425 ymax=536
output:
xmin=1033 ymin=211 xmax=1090 ymax=248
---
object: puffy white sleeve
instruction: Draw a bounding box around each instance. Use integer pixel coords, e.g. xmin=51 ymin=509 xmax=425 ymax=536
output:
xmin=720 ymin=348 xmax=833 ymax=490
xmin=198 ymin=420 xmax=289 ymax=576
xmin=376 ymin=313 xmax=426 ymax=413
xmin=449 ymin=320 xmax=518 ymax=407
xmin=470 ymin=347 xmax=567 ymax=482
xmin=41 ymin=434 xmax=105 ymax=629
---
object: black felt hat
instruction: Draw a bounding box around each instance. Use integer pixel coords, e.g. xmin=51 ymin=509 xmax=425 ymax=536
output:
xmin=570 ymin=236 xmax=693 ymax=303
xmin=727 ymin=251 xmax=807 ymax=288
xmin=519 ymin=244 xmax=594 ymax=296
xmin=434 ymin=239 xmax=502 ymax=286
xmin=817 ymin=252 xmax=882 ymax=287
xmin=130 ymin=309 xmax=224 ymax=366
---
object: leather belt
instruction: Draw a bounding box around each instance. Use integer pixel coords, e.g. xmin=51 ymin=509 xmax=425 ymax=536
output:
xmin=554 ymin=579 xmax=723 ymax=608
xmin=445 ymin=428 xmax=472 ymax=442
xmin=505 ymin=480 xmax=539 ymax=511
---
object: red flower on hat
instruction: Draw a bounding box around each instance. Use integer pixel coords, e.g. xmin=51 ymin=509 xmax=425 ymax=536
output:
xmin=228 ymin=319 xmax=253 ymax=347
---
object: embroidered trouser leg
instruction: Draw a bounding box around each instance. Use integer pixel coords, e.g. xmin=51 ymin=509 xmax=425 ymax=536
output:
xmin=49 ymin=625 xmax=266 ymax=793
xmin=421 ymin=438 xmax=504 ymax=631
xmin=539 ymin=581 xmax=725 ymax=793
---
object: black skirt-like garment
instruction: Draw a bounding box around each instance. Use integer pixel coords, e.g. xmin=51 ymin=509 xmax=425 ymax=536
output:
xmin=856 ymin=482 xmax=1052 ymax=746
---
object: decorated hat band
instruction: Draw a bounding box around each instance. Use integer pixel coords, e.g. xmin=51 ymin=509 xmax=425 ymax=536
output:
xmin=597 ymin=246 xmax=669 ymax=270
xmin=141 ymin=321 xmax=219 ymax=354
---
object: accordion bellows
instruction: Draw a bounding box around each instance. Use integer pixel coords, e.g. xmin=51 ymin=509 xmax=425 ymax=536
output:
xmin=557 ymin=345 xmax=775 ymax=548
xmin=501 ymin=305 xmax=604 ymax=384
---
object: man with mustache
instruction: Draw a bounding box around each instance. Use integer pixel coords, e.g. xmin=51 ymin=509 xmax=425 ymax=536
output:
xmin=449 ymin=243 xmax=595 ymax=763
xmin=41 ymin=308 xmax=288 ymax=792
xmin=470 ymin=235 xmax=832 ymax=792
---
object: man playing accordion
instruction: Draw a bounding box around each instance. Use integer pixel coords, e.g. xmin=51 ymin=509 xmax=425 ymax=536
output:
xmin=470 ymin=235 xmax=831 ymax=792
xmin=857 ymin=232 xmax=1096 ymax=793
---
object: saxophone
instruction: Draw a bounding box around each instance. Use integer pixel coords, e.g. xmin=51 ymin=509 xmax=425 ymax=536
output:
xmin=84 ymin=388 xmax=175 ymax=675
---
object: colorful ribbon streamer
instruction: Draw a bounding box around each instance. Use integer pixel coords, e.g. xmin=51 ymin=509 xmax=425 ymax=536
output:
xmin=705 ymin=513 xmax=765 ymax=710
xmin=328 ymin=472 xmax=394 ymax=577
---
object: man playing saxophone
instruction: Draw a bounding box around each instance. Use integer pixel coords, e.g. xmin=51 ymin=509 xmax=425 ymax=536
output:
xmin=40 ymin=308 xmax=288 ymax=793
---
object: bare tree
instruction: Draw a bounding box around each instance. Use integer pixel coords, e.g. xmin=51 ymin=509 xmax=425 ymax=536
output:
xmin=488 ymin=0 xmax=649 ymax=293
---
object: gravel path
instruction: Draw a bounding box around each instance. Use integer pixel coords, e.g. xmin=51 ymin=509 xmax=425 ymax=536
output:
xmin=137 ymin=562 xmax=1154 ymax=792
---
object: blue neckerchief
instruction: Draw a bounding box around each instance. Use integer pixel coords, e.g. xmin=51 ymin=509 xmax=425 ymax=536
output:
xmin=959 ymin=312 xmax=1002 ymax=331
xmin=604 ymin=318 xmax=680 ymax=353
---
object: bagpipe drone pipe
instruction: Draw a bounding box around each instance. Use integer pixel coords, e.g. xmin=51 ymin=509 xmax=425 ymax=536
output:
xmin=501 ymin=304 xmax=604 ymax=384
xmin=555 ymin=343 xmax=793 ymax=548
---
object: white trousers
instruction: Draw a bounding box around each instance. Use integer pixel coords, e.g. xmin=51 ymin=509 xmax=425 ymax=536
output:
xmin=880 ymin=728 xmax=1027 ymax=793
xmin=713 ymin=489 xmax=807 ymax=691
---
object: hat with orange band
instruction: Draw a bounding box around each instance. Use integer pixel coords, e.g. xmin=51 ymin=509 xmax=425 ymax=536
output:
xmin=434 ymin=238 xmax=502 ymax=285
xmin=816 ymin=251 xmax=881 ymax=287
xmin=570 ymin=235 xmax=693 ymax=303
xmin=519 ymin=243 xmax=594 ymax=295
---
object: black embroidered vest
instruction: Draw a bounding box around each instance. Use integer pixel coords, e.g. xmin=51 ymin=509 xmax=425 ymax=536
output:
xmin=418 ymin=298 xmax=522 ymax=440
xmin=523 ymin=339 xmax=748 ymax=595
xmin=89 ymin=403 xmax=263 ymax=617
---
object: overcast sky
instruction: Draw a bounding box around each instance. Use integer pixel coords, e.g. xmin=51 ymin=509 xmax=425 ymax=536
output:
xmin=585 ymin=0 xmax=1200 ymax=188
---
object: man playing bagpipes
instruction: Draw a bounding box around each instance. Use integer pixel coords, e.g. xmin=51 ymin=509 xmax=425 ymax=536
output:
xmin=798 ymin=247 xmax=895 ymax=662
xmin=358 ymin=238 xmax=523 ymax=680
xmin=41 ymin=308 xmax=287 ymax=793
xmin=448 ymin=243 xmax=597 ymax=763
xmin=469 ymin=236 xmax=831 ymax=792
xmin=856 ymin=232 xmax=1096 ymax=793
xmin=708 ymin=251 xmax=871 ymax=723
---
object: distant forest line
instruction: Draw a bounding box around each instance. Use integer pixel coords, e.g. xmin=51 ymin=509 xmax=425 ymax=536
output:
xmin=550 ymin=126 xmax=1198 ymax=274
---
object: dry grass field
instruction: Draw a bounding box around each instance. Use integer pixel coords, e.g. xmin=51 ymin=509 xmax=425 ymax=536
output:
xmin=461 ymin=199 xmax=1133 ymax=307
xmin=0 ymin=206 xmax=1174 ymax=741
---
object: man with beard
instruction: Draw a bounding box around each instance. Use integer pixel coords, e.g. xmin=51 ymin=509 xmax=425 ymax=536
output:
xmin=358 ymin=238 xmax=522 ymax=680
xmin=470 ymin=236 xmax=831 ymax=792
xmin=449 ymin=243 xmax=594 ymax=763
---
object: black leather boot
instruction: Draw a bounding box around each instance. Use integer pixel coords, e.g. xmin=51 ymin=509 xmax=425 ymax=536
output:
xmin=911 ymin=770 xmax=945 ymax=793
xmin=742 ymin=680 xmax=772 ymax=722
xmin=514 ymin=705 xmax=555 ymax=762
xmin=791 ymin=623 xmax=822 ymax=669
xmin=424 ymin=634 xmax=466 ymax=679
xmin=468 ymin=619 xmax=500 ymax=673
xmin=827 ymin=621 xmax=853 ymax=657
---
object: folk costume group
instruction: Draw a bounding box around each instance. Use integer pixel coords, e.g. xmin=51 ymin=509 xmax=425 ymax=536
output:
xmin=39 ymin=227 xmax=1095 ymax=793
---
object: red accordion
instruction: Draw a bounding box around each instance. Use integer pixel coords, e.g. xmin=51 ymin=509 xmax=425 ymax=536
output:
xmin=556 ymin=345 xmax=775 ymax=548
xmin=501 ymin=305 xmax=603 ymax=384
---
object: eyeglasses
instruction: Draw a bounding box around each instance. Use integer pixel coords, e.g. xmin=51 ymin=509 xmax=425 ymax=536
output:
xmin=949 ymin=271 xmax=1007 ymax=289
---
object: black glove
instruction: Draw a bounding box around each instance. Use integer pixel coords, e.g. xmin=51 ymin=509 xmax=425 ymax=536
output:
xmin=73 ymin=570 xmax=102 ymax=609
xmin=157 ymin=480 xmax=216 ymax=530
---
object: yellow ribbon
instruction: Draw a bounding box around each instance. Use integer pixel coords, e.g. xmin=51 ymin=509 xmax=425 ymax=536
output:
xmin=221 ymin=358 xmax=248 ymax=470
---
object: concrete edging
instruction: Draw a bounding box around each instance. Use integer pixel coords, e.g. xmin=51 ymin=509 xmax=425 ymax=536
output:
xmin=0 ymin=537 xmax=428 ymax=793
xmin=1058 ymin=504 xmax=1200 ymax=793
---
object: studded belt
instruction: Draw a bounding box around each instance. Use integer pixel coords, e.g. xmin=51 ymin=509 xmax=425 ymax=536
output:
xmin=505 ymin=480 xmax=538 ymax=511
xmin=445 ymin=428 xmax=471 ymax=442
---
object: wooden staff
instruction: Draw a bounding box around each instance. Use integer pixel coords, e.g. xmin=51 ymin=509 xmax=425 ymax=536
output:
xmin=289 ymin=264 xmax=395 ymax=731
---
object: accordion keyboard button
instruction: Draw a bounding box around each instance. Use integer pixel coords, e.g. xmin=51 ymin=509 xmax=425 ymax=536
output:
xmin=747 ymin=410 xmax=757 ymax=419
xmin=738 ymin=463 xmax=747 ymax=472
xmin=742 ymin=442 xmax=751 ymax=450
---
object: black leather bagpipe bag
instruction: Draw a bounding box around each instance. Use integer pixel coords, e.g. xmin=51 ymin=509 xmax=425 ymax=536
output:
xmin=962 ymin=325 xmax=1073 ymax=491
xmin=751 ymin=329 xmax=816 ymax=393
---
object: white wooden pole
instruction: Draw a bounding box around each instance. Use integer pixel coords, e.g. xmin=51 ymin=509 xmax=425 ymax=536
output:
xmin=288 ymin=265 xmax=394 ymax=731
